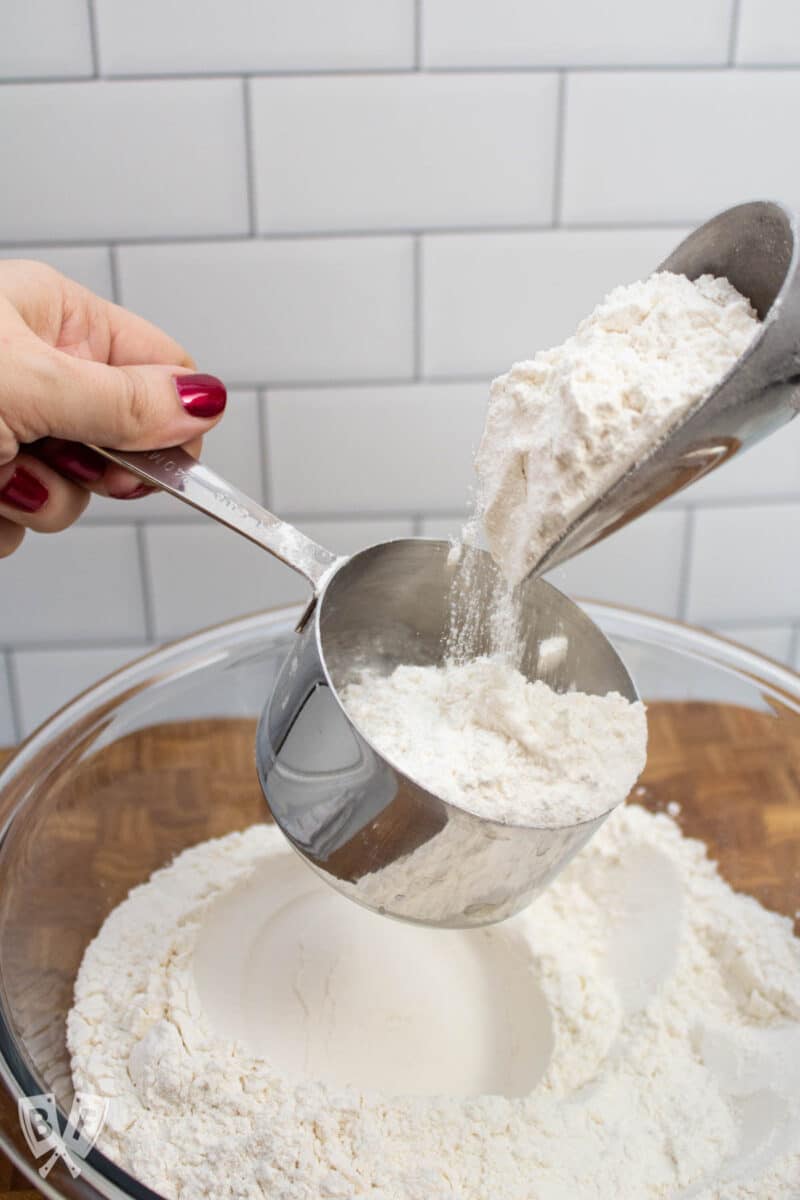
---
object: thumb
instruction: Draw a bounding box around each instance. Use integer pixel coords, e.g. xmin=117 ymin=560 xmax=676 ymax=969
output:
xmin=18 ymin=352 xmax=226 ymax=451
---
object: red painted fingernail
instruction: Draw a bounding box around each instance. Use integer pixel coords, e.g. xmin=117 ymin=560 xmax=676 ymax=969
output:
xmin=174 ymin=373 xmax=227 ymax=419
xmin=37 ymin=439 xmax=106 ymax=483
xmin=109 ymin=484 xmax=155 ymax=500
xmin=0 ymin=467 xmax=48 ymax=513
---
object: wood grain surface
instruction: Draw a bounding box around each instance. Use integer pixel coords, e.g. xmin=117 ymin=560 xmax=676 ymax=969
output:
xmin=0 ymin=696 xmax=797 ymax=1197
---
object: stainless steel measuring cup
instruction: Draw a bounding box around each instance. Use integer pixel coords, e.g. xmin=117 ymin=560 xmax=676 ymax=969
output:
xmin=88 ymin=439 xmax=640 ymax=927
xmin=94 ymin=198 xmax=800 ymax=926
xmin=257 ymin=539 xmax=638 ymax=927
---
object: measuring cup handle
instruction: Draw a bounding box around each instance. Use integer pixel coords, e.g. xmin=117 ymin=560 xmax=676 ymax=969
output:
xmin=92 ymin=445 xmax=342 ymax=594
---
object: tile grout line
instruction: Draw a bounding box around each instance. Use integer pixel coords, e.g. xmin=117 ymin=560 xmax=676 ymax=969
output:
xmin=1 ymin=638 xmax=153 ymax=654
xmin=679 ymin=493 xmax=800 ymax=511
xmin=551 ymin=71 xmax=567 ymax=225
xmin=676 ymin=508 xmax=696 ymax=621
xmin=728 ymin=0 xmax=743 ymax=66
xmin=0 ymin=68 xmax=416 ymax=87
xmin=3 ymin=616 xmax=798 ymax=658
xmin=413 ymin=236 xmax=423 ymax=379
xmin=3 ymin=650 xmax=23 ymax=744
xmin=416 ymin=61 xmax=768 ymax=75
xmin=707 ymin=617 xmax=800 ymax=632
xmin=4 ymin=63 xmax=798 ymax=87
xmin=203 ymin=374 xmax=424 ymax=392
xmin=85 ymin=0 xmax=101 ymax=78
xmin=241 ymin=76 xmax=259 ymax=236
xmin=135 ymin=523 xmax=157 ymax=642
xmin=108 ymin=244 xmax=121 ymax=303
xmin=256 ymin=389 xmax=272 ymax=508
xmin=0 ymin=219 xmax=699 ymax=250
xmin=789 ymin=623 xmax=800 ymax=668
xmin=73 ymin=494 xmax=800 ymax=528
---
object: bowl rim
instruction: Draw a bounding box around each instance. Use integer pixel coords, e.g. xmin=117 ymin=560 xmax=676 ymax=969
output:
xmin=0 ymin=599 xmax=797 ymax=1199
xmin=2 ymin=599 xmax=798 ymax=781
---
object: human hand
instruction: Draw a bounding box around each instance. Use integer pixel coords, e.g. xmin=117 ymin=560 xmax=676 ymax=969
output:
xmin=0 ymin=259 xmax=226 ymax=558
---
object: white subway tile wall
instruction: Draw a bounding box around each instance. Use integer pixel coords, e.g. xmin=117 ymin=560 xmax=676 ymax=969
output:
xmin=116 ymin=239 xmax=414 ymax=384
xmin=250 ymin=74 xmax=558 ymax=232
xmin=143 ymin=517 xmax=413 ymax=640
xmin=94 ymin=0 xmax=415 ymax=75
xmin=265 ymin=383 xmax=486 ymax=513
xmin=0 ymin=245 xmax=113 ymax=298
xmin=736 ymin=0 xmax=800 ymax=64
xmin=422 ymin=1 xmax=734 ymax=67
xmin=686 ymin=503 xmax=800 ymax=624
xmin=0 ymin=1 xmax=798 ymax=740
xmin=0 ymin=80 xmax=249 ymax=241
xmin=562 ymin=71 xmax=800 ymax=225
xmin=143 ymin=522 xmax=304 ymax=641
xmin=0 ymin=1 xmax=92 ymax=79
xmin=3 ymin=525 xmax=146 ymax=644
xmin=12 ymin=645 xmax=153 ymax=738
xmin=545 ymin=511 xmax=690 ymax=617
xmin=421 ymin=228 xmax=690 ymax=378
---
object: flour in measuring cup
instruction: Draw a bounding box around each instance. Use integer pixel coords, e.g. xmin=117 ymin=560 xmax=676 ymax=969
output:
xmin=340 ymin=654 xmax=647 ymax=826
xmin=473 ymin=271 xmax=759 ymax=587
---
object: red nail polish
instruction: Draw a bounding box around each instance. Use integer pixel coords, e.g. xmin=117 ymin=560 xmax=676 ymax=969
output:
xmin=174 ymin=373 xmax=227 ymax=419
xmin=0 ymin=467 xmax=48 ymax=513
xmin=109 ymin=484 xmax=155 ymax=500
xmin=36 ymin=439 xmax=106 ymax=483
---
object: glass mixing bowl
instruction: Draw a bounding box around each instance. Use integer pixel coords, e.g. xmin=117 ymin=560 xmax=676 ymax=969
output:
xmin=0 ymin=602 xmax=797 ymax=1199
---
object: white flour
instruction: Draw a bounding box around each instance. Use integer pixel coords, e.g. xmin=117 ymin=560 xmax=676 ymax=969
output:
xmin=68 ymin=805 xmax=800 ymax=1199
xmin=473 ymin=271 xmax=759 ymax=586
xmin=537 ymin=634 xmax=569 ymax=672
xmin=66 ymin=267 xmax=785 ymax=1198
xmin=340 ymin=656 xmax=647 ymax=826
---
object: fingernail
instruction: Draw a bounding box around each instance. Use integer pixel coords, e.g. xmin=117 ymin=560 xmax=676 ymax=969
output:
xmin=109 ymin=484 xmax=155 ymax=500
xmin=0 ymin=467 xmax=48 ymax=513
xmin=37 ymin=439 xmax=106 ymax=484
xmin=174 ymin=373 xmax=226 ymax=419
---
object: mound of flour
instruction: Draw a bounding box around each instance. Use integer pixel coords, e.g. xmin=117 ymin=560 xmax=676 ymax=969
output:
xmin=68 ymin=805 xmax=800 ymax=1200
xmin=474 ymin=271 xmax=759 ymax=585
xmin=340 ymin=656 xmax=647 ymax=825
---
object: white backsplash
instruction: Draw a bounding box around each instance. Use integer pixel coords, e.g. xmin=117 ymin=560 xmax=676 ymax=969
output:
xmin=0 ymin=0 xmax=798 ymax=741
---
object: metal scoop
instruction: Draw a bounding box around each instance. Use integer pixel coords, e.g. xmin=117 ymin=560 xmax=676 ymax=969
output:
xmin=95 ymin=198 xmax=800 ymax=926
xmin=532 ymin=199 xmax=800 ymax=573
